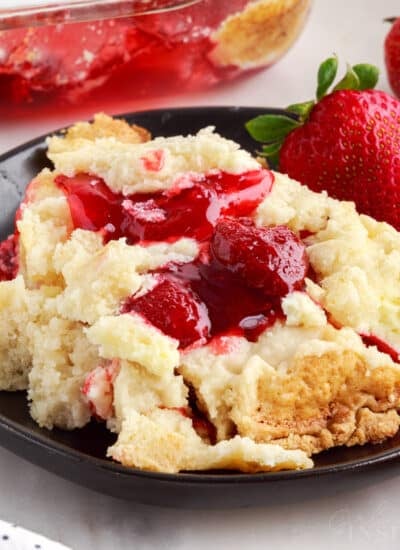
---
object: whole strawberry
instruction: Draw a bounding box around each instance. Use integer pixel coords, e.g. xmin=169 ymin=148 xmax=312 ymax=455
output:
xmin=246 ymin=57 xmax=400 ymax=230
xmin=385 ymin=17 xmax=400 ymax=98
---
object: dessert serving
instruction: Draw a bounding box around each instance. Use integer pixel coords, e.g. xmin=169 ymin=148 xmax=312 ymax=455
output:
xmin=2 ymin=62 xmax=400 ymax=474
xmin=0 ymin=115 xmax=398 ymax=474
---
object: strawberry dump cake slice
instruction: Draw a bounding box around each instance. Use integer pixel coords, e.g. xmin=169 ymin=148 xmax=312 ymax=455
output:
xmin=1 ymin=113 xmax=400 ymax=473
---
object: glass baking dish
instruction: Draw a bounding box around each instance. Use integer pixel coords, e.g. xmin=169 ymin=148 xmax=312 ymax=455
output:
xmin=0 ymin=0 xmax=311 ymax=115
xmin=0 ymin=1 xmax=202 ymax=29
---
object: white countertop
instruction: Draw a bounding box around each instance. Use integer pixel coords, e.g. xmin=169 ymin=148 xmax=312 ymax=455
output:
xmin=1 ymin=1 xmax=400 ymax=549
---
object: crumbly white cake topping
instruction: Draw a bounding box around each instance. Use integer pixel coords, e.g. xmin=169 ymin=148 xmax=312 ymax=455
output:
xmin=86 ymin=314 xmax=180 ymax=376
xmin=257 ymin=172 xmax=400 ymax=354
xmin=281 ymin=291 xmax=326 ymax=327
xmin=53 ymin=230 xmax=198 ymax=324
xmin=47 ymin=127 xmax=260 ymax=195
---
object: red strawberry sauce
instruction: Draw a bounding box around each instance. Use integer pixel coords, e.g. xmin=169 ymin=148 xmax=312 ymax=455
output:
xmin=55 ymin=168 xmax=312 ymax=349
xmin=0 ymin=234 xmax=19 ymax=282
xmin=55 ymin=170 xmax=272 ymax=243
xmin=361 ymin=334 xmax=400 ymax=364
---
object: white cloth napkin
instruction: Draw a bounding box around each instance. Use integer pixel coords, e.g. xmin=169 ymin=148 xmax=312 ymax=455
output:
xmin=0 ymin=520 xmax=70 ymax=550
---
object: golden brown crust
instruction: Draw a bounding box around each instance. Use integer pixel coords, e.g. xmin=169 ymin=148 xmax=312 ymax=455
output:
xmin=108 ymin=409 xmax=313 ymax=473
xmin=210 ymin=0 xmax=311 ymax=68
xmin=228 ymin=350 xmax=400 ymax=455
xmin=62 ymin=112 xmax=150 ymax=144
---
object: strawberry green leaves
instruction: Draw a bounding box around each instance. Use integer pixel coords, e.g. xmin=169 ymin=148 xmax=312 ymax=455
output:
xmin=333 ymin=63 xmax=379 ymax=92
xmin=286 ymin=100 xmax=315 ymax=118
xmin=245 ymin=56 xmax=379 ymax=167
xmin=259 ymin=141 xmax=282 ymax=166
xmin=333 ymin=64 xmax=360 ymax=92
xmin=317 ymin=55 xmax=338 ymax=100
xmin=245 ymin=113 xmax=300 ymax=167
xmin=245 ymin=114 xmax=299 ymax=143
xmin=352 ymin=64 xmax=379 ymax=90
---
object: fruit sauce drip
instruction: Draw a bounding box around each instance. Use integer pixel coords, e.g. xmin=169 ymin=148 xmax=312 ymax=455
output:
xmin=0 ymin=234 xmax=19 ymax=282
xmin=55 ymin=169 xmax=272 ymax=243
xmin=328 ymin=315 xmax=400 ymax=364
xmin=361 ymin=334 xmax=400 ymax=364
xmin=57 ymin=168 xmax=311 ymax=348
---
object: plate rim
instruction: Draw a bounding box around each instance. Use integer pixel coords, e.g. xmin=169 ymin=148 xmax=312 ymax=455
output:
xmin=2 ymin=403 xmax=400 ymax=484
xmin=1 ymin=105 xmax=400 ymax=487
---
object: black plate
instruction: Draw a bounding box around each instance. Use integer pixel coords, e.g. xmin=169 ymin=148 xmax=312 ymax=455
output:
xmin=1 ymin=106 xmax=400 ymax=508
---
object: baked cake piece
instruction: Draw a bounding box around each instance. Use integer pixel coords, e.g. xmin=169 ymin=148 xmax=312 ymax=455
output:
xmin=60 ymin=113 xmax=151 ymax=144
xmin=0 ymin=114 xmax=150 ymax=393
xmin=0 ymin=115 xmax=400 ymax=473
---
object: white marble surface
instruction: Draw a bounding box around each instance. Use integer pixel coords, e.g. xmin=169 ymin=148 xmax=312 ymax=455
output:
xmin=1 ymin=1 xmax=400 ymax=548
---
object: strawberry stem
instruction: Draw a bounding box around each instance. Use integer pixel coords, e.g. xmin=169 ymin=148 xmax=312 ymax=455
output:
xmin=286 ymin=100 xmax=315 ymax=120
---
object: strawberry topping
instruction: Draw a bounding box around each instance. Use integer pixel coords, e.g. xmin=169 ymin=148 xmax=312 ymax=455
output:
xmin=211 ymin=217 xmax=308 ymax=295
xmin=122 ymin=278 xmax=211 ymax=349
xmin=140 ymin=149 xmax=165 ymax=172
xmin=0 ymin=234 xmax=19 ymax=282
xmin=56 ymin=168 xmax=312 ymax=349
xmin=82 ymin=360 xmax=120 ymax=420
xmin=361 ymin=334 xmax=400 ymax=364
xmin=56 ymin=169 xmax=273 ymax=243
xmin=122 ymin=218 xmax=307 ymax=349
